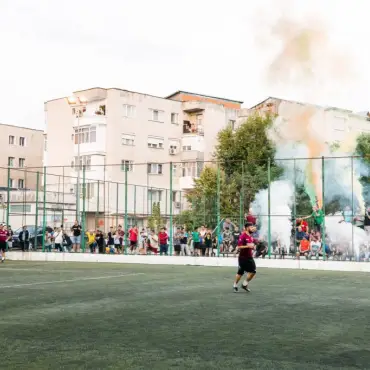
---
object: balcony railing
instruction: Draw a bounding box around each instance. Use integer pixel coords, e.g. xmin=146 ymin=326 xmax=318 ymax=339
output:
xmin=183 ymin=121 xmax=204 ymax=135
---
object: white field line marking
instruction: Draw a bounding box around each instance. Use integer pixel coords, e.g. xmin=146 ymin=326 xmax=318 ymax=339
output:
xmin=0 ymin=268 xmax=93 ymax=273
xmin=0 ymin=272 xmax=145 ymax=289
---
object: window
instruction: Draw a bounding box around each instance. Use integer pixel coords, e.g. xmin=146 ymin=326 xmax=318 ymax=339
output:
xmin=182 ymin=145 xmax=192 ymax=151
xmin=8 ymin=157 xmax=14 ymax=167
xmin=121 ymin=133 xmax=135 ymax=146
xmin=74 ymin=126 xmax=96 ymax=144
xmin=172 ymin=191 xmax=177 ymax=202
xmin=173 ymin=164 xmax=177 ymax=177
xmin=18 ymin=179 xmax=24 ymax=188
xmin=150 ymin=109 xmax=164 ymax=122
xmin=148 ymin=189 xmax=162 ymax=202
xmin=196 ymin=115 xmax=203 ymax=128
xmin=10 ymin=204 xmax=31 ymax=213
xmin=182 ymin=162 xmax=202 ymax=177
xmin=121 ymin=160 xmax=133 ymax=172
xmin=72 ymin=155 xmax=92 ymax=170
xmin=19 ymin=137 xmax=25 ymax=146
xmin=8 ymin=178 xmax=13 ymax=188
xmin=147 ymin=136 xmax=164 ymax=149
xmin=9 ymin=135 xmax=15 ymax=145
xmin=228 ymin=120 xmax=236 ymax=130
xmin=123 ymin=104 xmax=136 ymax=118
xmin=147 ymin=163 xmax=163 ymax=175
xmin=19 ymin=158 xmax=25 ymax=168
xmin=171 ymin=113 xmax=179 ymax=124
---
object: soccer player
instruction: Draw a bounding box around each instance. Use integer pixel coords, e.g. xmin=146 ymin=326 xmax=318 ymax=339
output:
xmin=0 ymin=224 xmax=9 ymax=262
xmin=233 ymin=222 xmax=256 ymax=293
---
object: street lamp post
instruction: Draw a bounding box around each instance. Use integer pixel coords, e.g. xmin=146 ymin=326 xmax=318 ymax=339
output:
xmin=66 ymin=96 xmax=87 ymax=222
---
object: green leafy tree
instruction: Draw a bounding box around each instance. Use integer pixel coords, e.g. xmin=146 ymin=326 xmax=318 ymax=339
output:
xmin=147 ymin=202 xmax=163 ymax=232
xmin=355 ymin=133 xmax=370 ymax=204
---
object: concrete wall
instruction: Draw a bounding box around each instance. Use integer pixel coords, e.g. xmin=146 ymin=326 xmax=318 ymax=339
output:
xmin=6 ymin=252 xmax=370 ymax=273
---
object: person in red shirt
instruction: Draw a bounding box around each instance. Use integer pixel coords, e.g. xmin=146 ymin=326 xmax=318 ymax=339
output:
xmin=233 ymin=222 xmax=257 ymax=293
xmin=0 ymin=224 xmax=9 ymax=262
xmin=128 ymin=226 xmax=138 ymax=254
xmin=244 ymin=208 xmax=257 ymax=225
xmin=158 ymin=227 xmax=169 ymax=255
xmin=296 ymin=218 xmax=308 ymax=233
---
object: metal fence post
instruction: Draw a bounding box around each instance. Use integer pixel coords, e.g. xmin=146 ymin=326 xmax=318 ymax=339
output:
xmin=6 ymin=167 xmax=10 ymax=227
xmin=124 ymin=168 xmax=128 ymax=255
xmin=321 ymin=157 xmax=326 ymax=260
xmin=81 ymin=165 xmax=86 ymax=252
xmin=35 ymin=171 xmax=39 ymax=230
xmin=216 ymin=162 xmax=221 ymax=257
xmin=169 ymin=162 xmax=173 ymax=255
xmin=351 ymin=156 xmax=355 ymax=259
xmin=267 ymin=158 xmax=272 ymax=258
xmin=42 ymin=167 xmax=47 ymax=252
xmin=116 ymin=182 xmax=119 ymax=228
xmin=293 ymin=159 xmax=297 ymax=255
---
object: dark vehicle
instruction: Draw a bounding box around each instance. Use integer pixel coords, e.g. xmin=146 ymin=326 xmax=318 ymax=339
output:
xmin=12 ymin=226 xmax=44 ymax=250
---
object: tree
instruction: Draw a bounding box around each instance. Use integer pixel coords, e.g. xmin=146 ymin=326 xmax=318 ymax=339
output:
xmin=214 ymin=114 xmax=283 ymax=207
xmin=355 ymin=133 xmax=370 ymax=204
xmin=175 ymin=114 xmax=284 ymax=228
xmin=147 ymin=202 xmax=163 ymax=232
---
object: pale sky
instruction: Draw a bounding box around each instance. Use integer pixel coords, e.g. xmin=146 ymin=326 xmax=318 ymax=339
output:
xmin=1 ymin=0 xmax=369 ymax=130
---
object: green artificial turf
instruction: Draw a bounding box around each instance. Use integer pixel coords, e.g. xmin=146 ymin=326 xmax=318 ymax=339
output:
xmin=0 ymin=262 xmax=370 ymax=369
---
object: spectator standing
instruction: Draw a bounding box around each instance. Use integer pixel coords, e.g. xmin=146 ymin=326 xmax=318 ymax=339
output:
xmin=232 ymin=226 xmax=241 ymax=252
xmin=310 ymin=206 xmax=324 ymax=232
xmin=95 ymin=230 xmax=105 ymax=254
xmin=364 ymin=207 xmax=370 ymax=236
xmin=6 ymin=226 xmax=13 ymax=249
xmin=54 ymin=227 xmax=64 ymax=252
xmin=192 ymin=227 xmax=201 ymax=256
xmin=296 ymin=218 xmax=309 ymax=233
xmin=107 ymin=227 xmax=114 ymax=249
xmin=44 ymin=230 xmax=52 ymax=252
xmin=0 ymin=224 xmax=8 ymax=262
xmin=148 ymin=230 xmax=159 ymax=255
xmin=19 ymin=225 xmax=30 ymax=252
xmin=204 ymin=228 xmax=213 ymax=256
xmin=173 ymin=227 xmax=182 ymax=256
xmin=158 ymin=227 xmax=168 ymax=255
xmin=114 ymin=231 xmax=122 ymax=253
xmin=222 ymin=227 xmax=233 ymax=253
xmin=71 ymin=220 xmax=82 ymax=253
xmin=244 ymin=209 xmax=257 ymax=225
xmin=128 ymin=225 xmax=138 ymax=254
xmin=180 ymin=227 xmax=189 ymax=256
xmin=86 ymin=230 xmax=96 ymax=253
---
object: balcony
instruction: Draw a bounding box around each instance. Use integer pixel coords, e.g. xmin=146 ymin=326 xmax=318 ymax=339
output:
xmin=180 ymin=150 xmax=204 ymax=162
xmin=182 ymin=101 xmax=206 ymax=113
xmin=73 ymin=114 xmax=106 ymax=128
xmin=183 ymin=121 xmax=204 ymax=135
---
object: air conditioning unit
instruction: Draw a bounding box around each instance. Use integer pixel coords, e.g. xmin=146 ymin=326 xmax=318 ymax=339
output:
xmin=175 ymin=202 xmax=181 ymax=209
xmin=169 ymin=148 xmax=176 ymax=155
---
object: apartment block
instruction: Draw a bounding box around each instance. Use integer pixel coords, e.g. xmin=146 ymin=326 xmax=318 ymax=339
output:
xmin=44 ymin=87 xmax=242 ymax=229
xmin=238 ymin=96 xmax=370 ymax=143
xmin=0 ymin=123 xmax=44 ymax=189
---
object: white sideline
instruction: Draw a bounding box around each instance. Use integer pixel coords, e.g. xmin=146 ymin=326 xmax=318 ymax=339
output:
xmin=5 ymin=251 xmax=370 ymax=273
xmin=0 ymin=272 xmax=144 ymax=289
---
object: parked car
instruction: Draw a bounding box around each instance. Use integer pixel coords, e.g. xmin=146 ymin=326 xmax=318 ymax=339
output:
xmin=12 ymin=226 xmax=44 ymax=250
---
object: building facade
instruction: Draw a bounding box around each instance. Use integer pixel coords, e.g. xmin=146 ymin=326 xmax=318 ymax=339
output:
xmin=0 ymin=123 xmax=44 ymax=189
xmin=44 ymin=88 xmax=242 ymax=229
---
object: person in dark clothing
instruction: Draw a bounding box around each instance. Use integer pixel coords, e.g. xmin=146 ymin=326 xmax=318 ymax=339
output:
xmin=95 ymin=230 xmax=105 ymax=254
xmin=19 ymin=225 xmax=30 ymax=251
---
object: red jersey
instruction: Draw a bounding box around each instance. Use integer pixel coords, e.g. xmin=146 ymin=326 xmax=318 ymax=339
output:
xmin=297 ymin=220 xmax=308 ymax=232
xmin=158 ymin=232 xmax=168 ymax=245
xmin=238 ymin=232 xmax=254 ymax=259
xmin=0 ymin=229 xmax=8 ymax=242
xmin=129 ymin=229 xmax=138 ymax=242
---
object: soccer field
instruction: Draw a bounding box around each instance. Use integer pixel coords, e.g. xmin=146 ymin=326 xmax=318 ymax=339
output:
xmin=0 ymin=262 xmax=370 ymax=369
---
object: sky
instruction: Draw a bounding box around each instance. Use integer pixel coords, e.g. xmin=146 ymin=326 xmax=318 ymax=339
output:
xmin=0 ymin=0 xmax=369 ymax=130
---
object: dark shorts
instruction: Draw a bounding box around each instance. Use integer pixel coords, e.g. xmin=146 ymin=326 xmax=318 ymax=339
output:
xmin=0 ymin=241 xmax=6 ymax=252
xmin=194 ymin=242 xmax=200 ymax=249
xmin=237 ymin=258 xmax=256 ymax=275
xmin=174 ymin=244 xmax=181 ymax=252
xmin=130 ymin=240 xmax=137 ymax=248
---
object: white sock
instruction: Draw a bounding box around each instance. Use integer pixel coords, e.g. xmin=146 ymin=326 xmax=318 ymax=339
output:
xmin=233 ymin=282 xmax=238 ymax=288
xmin=242 ymin=280 xmax=248 ymax=287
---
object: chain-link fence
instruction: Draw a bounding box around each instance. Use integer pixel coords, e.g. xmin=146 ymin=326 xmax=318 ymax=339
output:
xmin=1 ymin=156 xmax=369 ymax=260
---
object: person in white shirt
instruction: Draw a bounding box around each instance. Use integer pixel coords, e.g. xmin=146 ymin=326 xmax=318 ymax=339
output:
xmin=53 ymin=227 xmax=64 ymax=252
